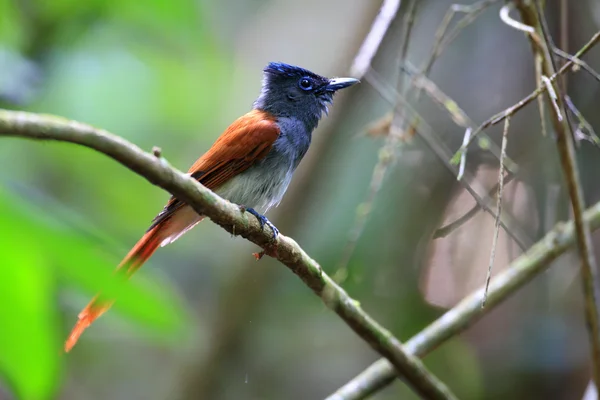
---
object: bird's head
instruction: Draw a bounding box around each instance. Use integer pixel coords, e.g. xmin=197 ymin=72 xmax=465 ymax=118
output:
xmin=254 ymin=62 xmax=359 ymax=130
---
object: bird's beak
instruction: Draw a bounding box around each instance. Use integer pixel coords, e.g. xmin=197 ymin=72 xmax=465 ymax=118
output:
xmin=326 ymin=77 xmax=360 ymax=91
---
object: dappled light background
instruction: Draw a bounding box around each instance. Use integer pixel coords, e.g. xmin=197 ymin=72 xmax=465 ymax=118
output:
xmin=1 ymin=0 xmax=600 ymax=399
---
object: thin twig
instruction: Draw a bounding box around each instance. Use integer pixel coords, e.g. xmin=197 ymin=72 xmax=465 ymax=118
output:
xmin=517 ymin=0 xmax=600 ymax=390
xmin=559 ymin=0 xmax=569 ymax=92
xmin=452 ymin=30 xmax=600 ymax=161
xmin=541 ymin=75 xmax=563 ymax=121
xmin=411 ymin=0 xmax=501 ymax=110
xmin=401 ymin=62 xmax=519 ymax=173
xmin=0 ymin=109 xmax=458 ymax=400
xmin=535 ymin=53 xmax=547 ymax=137
xmin=335 ymin=0 xmax=418 ymax=282
xmin=583 ymin=381 xmax=597 ymax=400
xmin=350 ymin=0 xmax=402 ymax=79
xmin=326 ymin=202 xmax=600 ymax=400
xmin=483 ymin=116 xmax=510 ymax=307
xmin=366 ymin=69 xmax=531 ymax=250
xmin=499 ymin=2 xmax=534 ymax=34
xmin=456 ymin=128 xmax=471 ymax=181
xmin=553 ymin=48 xmax=600 ymax=83
xmin=334 ymin=138 xmax=397 ymax=283
xmin=422 ymin=0 xmax=502 ymax=79
xmin=564 ymin=95 xmax=600 ymax=146
xmin=399 ymin=0 xmax=418 ymax=75
xmin=433 ymin=173 xmax=515 ymax=239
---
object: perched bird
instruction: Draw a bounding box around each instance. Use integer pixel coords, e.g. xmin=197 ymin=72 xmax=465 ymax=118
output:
xmin=65 ymin=62 xmax=358 ymax=352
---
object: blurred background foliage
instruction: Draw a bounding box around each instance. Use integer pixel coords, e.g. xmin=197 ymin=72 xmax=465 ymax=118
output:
xmin=0 ymin=0 xmax=600 ymax=399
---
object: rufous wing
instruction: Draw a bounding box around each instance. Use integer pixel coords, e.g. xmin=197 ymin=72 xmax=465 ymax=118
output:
xmin=149 ymin=109 xmax=280 ymax=228
xmin=65 ymin=109 xmax=279 ymax=352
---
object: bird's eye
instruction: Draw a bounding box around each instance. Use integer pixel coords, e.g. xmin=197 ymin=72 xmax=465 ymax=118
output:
xmin=298 ymin=78 xmax=313 ymax=91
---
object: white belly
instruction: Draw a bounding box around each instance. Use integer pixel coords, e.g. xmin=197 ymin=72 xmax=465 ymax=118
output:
xmin=215 ymin=165 xmax=293 ymax=214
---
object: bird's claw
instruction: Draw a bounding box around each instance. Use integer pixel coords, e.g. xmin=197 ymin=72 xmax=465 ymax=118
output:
xmin=242 ymin=207 xmax=279 ymax=239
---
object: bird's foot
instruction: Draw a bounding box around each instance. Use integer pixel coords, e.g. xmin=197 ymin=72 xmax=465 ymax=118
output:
xmin=241 ymin=206 xmax=279 ymax=239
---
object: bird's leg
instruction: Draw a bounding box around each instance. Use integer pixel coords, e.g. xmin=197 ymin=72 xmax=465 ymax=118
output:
xmin=240 ymin=206 xmax=279 ymax=239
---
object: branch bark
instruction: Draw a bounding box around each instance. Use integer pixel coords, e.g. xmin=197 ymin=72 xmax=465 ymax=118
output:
xmin=327 ymin=201 xmax=600 ymax=400
xmin=0 ymin=109 xmax=456 ymax=400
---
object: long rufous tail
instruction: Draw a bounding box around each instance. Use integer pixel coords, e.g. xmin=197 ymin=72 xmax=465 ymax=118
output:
xmin=64 ymin=225 xmax=164 ymax=352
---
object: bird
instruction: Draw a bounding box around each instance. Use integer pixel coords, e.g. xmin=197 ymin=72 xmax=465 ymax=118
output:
xmin=64 ymin=62 xmax=359 ymax=352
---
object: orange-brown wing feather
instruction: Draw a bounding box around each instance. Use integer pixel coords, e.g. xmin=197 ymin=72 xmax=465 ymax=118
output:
xmin=187 ymin=109 xmax=280 ymax=186
xmin=64 ymin=110 xmax=279 ymax=352
xmin=149 ymin=109 xmax=280 ymax=228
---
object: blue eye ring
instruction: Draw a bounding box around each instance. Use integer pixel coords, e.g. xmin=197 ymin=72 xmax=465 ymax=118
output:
xmin=298 ymin=77 xmax=313 ymax=91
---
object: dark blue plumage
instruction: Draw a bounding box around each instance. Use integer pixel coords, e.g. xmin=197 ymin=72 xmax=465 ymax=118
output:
xmin=255 ymin=62 xmax=356 ymax=133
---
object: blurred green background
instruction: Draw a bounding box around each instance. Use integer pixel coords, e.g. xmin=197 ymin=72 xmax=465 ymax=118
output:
xmin=1 ymin=0 xmax=600 ymax=399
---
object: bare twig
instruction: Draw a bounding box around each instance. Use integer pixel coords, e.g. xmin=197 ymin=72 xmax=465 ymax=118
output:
xmin=452 ymin=30 xmax=600 ymax=160
xmin=559 ymin=0 xmax=568 ymax=91
xmin=335 ymin=0 xmax=419 ymax=282
xmin=540 ymin=75 xmax=563 ymax=121
xmin=552 ymin=48 xmax=600 ymax=83
xmin=535 ymin=53 xmax=547 ymax=137
xmin=483 ymin=116 xmax=510 ymax=307
xmin=0 ymin=109 xmax=458 ymax=400
xmin=399 ymin=0 xmax=418 ymax=73
xmin=583 ymin=380 xmax=597 ymax=400
xmin=422 ymin=0 xmax=502 ymax=79
xmin=456 ymin=128 xmax=471 ymax=181
xmin=326 ymin=201 xmax=600 ymax=400
xmin=516 ymin=0 xmax=600 ymax=389
xmin=334 ymin=138 xmax=397 ymax=283
xmin=564 ymin=95 xmax=600 ymax=146
xmin=499 ymin=2 xmax=534 ymax=34
xmin=350 ymin=0 xmax=402 ymax=79
xmin=366 ymin=69 xmax=531 ymax=250
xmin=433 ymin=173 xmax=515 ymax=239
xmin=401 ymin=62 xmax=519 ymax=173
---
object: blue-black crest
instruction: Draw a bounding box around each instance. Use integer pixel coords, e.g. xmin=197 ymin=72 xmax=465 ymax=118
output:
xmin=256 ymin=62 xmax=358 ymax=131
xmin=264 ymin=62 xmax=329 ymax=86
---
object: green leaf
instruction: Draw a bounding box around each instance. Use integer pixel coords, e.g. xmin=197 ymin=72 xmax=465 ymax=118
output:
xmin=450 ymin=149 xmax=463 ymax=165
xmin=0 ymin=209 xmax=60 ymax=400
xmin=8 ymin=186 xmax=186 ymax=336
xmin=478 ymin=136 xmax=490 ymax=150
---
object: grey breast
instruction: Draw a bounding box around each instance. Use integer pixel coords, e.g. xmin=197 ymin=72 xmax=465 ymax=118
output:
xmin=214 ymin=117 xmax=311 ymax=213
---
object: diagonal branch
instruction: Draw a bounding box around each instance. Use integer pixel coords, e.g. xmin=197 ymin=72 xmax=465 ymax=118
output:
xmin=515 ymin=0 xmax=600 ymax=390
xmin=350 ymin=0 xmax=402 ymax=79
xmin=0 ymin=109 xmax=457 ymax=400
xmin=326 ymin=201 xmax=600 ymax=400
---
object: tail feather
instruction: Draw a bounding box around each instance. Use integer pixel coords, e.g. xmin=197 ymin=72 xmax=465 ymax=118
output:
xmin=64 ymin=225 xmax=163 ymax=352
xmin=65 ymin=205 xmax=203 ymax=352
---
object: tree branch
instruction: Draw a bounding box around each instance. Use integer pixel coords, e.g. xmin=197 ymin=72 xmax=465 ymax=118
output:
xmin=327 ymin=201 xmax=600 ymax=400
xmin=515 ymin=0 xmax=600 ymax=390
xmin=350 ymin=0 xmax=402 ymax=79
xmin=0 ymin=109 xmax=457 ymax=400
